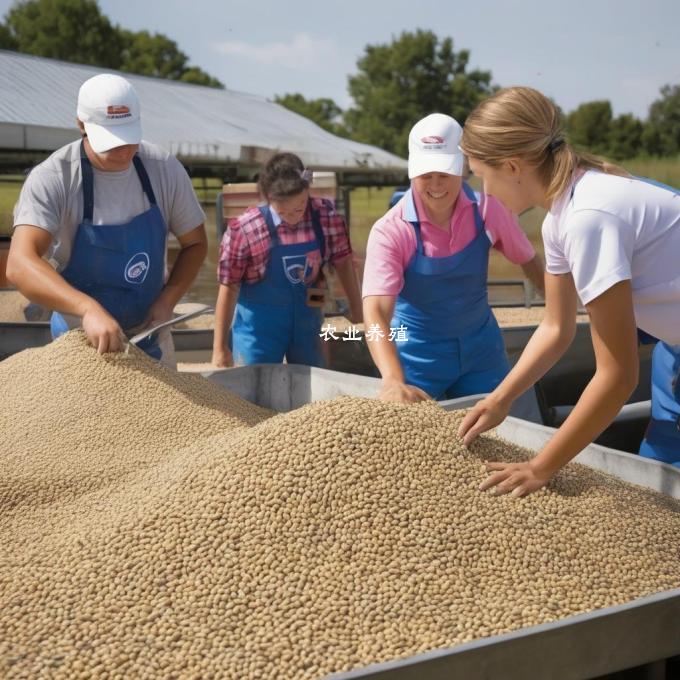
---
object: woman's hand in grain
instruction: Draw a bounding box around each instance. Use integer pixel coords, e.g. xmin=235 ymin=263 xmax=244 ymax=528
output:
xmin=378 ymin=379 xmax=431 ymax=403
xmin=458 ymin=394 xmax=511 ymax=446
xmin=479 ymin=461 xmax=552 ymax=498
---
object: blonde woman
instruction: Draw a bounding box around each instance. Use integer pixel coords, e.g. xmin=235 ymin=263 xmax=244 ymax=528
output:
xmin=458 ymin=86 xmax=680 ymax=495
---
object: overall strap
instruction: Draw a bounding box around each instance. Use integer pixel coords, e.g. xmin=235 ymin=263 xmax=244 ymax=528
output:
xmin=462 ymin=181 xmax=485 ymax=235
xmin=404 ymin=189 xmax=425 ymax=256
xmin=309 ymin=203 xmax=327 ymax=263
xmin=79 ymin=140 xmax=95 ymax=223
xmin=258 ymin=205 xmax=280 ymax=247
xmin=79 ymin=141 xmax=159 ymax=222
xmin=132 ymin=155 xmax=158 ymax=206
xmin=411 ymin=218 xmax=425 ymax=255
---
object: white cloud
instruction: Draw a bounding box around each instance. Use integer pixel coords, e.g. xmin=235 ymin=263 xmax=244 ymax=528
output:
xmin=211 ymin=32 xmax=337 ymax=70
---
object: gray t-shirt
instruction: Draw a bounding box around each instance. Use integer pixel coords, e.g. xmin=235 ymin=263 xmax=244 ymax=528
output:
xmin=13 ymin=140 xmax=205 ymax=271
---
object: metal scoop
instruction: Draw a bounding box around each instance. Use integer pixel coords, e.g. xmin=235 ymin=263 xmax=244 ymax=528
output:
xmin=128 ymin=303 xmax=213 ymax=346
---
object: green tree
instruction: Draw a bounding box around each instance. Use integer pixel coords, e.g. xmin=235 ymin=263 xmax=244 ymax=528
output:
xmin=565 ymin=100 xmax=613 ymax=156
xmin=642 ymin=84 xmax=680 ymax=156
xmin=179 ymin=67 xmax=223 ymax=88
xmin=274 ymin=93 xmax=347 ymax=136
xmin=344 ymin=30 xmax=494 ymax=157
xmin=0 ymin=22 xmax=18 ymax=49
xmin=119 ymin=30 xmax=188 ymax=80
xmin=1 ymin=0 xmax=222 ymax=87
xmin=118 ymin=30 xmax=222 ymax=87
xmin=608 ymin=113 xmax=643 ymax=160
xmin=3 ymin=0 xmax=123 ymax=67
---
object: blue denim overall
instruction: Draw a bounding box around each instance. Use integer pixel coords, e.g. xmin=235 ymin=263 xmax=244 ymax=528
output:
xmin=392 ymin=184 xmax=509 ymax=399
xmin=232 ymin=204 xmax=326 ymax=367
xmin=50 ymin=143 xmax=166 ymax=359
xmin=635 ymin=177 xmax=680 ymax=466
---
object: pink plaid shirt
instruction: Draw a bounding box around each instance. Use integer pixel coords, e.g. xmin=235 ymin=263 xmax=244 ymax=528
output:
xmin=218 ymin=198 xmax=352 ymax=285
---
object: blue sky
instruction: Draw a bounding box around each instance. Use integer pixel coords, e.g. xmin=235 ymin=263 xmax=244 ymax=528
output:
xmin=3 ymin=0 xmax=679 ymax=118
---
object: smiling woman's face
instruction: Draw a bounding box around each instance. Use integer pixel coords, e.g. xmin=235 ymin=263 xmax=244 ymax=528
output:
xmin=411 ymin=173 xmax=461 ymax=217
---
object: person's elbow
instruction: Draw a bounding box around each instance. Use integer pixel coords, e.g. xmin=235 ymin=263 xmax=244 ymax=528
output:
xmin=6 ymin=247 xmax=27 ymax=287
xmin=522 ymin=254 xmax=545 ymax=294
xmin=362 ymin=296 xmax=379 ymax=325
xmin=598 ymin=358 xmax=639 ymax=405
xmin=541 ymin=316 xmax=576 ymax=355
xmin=615 ymin=361 xmax=640 ymax=399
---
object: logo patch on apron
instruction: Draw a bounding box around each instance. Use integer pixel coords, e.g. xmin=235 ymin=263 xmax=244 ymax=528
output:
xmin=282 ymin=254 xmax=315 ymax=285
xmin=124 ymin=252 xmax=150 ymax=284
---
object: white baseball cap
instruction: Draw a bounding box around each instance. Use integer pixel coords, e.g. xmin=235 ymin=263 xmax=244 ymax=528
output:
xmin=77 ymin=74 xmax=142 ymax=153
xmin=408 ymin=113 xmax=465 ymax=179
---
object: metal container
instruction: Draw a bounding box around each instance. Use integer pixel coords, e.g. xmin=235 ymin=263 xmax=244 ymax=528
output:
xmin=204 ymin=365 xmax=680 ymax=680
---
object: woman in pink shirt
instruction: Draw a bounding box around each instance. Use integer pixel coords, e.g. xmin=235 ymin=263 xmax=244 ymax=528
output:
xmin=363 ymin=113 xmax=544 ymax=403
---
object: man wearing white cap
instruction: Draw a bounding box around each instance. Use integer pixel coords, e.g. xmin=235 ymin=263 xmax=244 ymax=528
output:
xmin=8 ymin=73 xmax=207 ymax=362
xmin=362 ymin=113 xmax=544 ymax=402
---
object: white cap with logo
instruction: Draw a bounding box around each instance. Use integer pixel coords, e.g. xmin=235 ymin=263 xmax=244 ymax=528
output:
xmin=77 ymin=74 xmax=142 ymax=153
xmin=408 ymin=113 xmax=465 ymax=179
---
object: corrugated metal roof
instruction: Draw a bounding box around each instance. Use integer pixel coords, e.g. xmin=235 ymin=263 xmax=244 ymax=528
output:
xmin=0 ymin=50 xmax=407 ymax=173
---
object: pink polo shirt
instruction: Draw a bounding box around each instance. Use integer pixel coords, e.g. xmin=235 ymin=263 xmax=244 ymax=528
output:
xmin=362 ymin=187 xmax=536 ymax=297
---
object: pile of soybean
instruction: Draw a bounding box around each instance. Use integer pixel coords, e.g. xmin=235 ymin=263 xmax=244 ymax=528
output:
xmin=1 ymin=332 xmax=679 ymax=679
xmin=0 ymin=289 xmax=30 ymax=322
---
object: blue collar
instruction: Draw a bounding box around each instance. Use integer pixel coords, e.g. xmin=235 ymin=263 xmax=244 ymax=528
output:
xmin=402 ymin=189 xmax=419 ymax=223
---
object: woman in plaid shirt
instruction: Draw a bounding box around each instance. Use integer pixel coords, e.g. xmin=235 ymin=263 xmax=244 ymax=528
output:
xmin=212 ymin=153 xmax=363 ymax=367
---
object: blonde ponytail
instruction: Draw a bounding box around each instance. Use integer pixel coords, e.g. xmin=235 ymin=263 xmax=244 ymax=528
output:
xmin=460 ymin=87 xmax=629 ymax=203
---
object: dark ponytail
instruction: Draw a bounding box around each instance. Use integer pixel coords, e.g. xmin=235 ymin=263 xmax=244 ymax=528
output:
xmin=258 ymin=152 xmax=311 ymax=201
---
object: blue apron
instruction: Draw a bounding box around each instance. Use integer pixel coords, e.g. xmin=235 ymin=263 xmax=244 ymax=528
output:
xmin=50 ymin=142 xmax=166 ymax=360
xmin=633 ymin=177 xmax=680 ymax=466
xmin=639 ymin=342 xmax=680 ymax=467
xmin=232 ymin=204 xmax=326 ymax=367
xmin=392 ymin=185 xmax=509 ymax=400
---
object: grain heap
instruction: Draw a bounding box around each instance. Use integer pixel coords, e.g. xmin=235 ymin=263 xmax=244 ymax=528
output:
xmin=0 ymin=331 xmax=270 ymax=513
xmin=1 ymin=335 xmax=679 ymax=679
xmin=172 ymin=302 xmax=215 ymax=329
xmin=0 ymin=289 xmax=30 ymax=322
xmin=492 ymin=306 xmax=589 ymax=327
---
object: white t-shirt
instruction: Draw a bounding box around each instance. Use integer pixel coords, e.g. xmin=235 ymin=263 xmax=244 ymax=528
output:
xmin=543 ymin=171 xmax=680 ymax=345
xmin=13 ymin=140 xmax=205 ymax=271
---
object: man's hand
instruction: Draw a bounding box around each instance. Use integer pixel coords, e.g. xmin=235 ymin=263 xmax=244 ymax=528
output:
xmin=144 ymin=296 xmax=175 ymax=330
xmin=81 ymin=304 xmax=125 ymax=354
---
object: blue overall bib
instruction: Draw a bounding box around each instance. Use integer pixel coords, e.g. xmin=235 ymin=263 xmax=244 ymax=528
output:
xmin=392 ymin=185 xmax=509 ymax=400
xmin=634 ymin=177 xmax=680 ymax=466
xmin=50 ymin=142 xmax=166 ymax=359
xmin=232 ymin=204 xmax=326 ymax=367
xmin=639 ymin=341 xmax=680 ymax=466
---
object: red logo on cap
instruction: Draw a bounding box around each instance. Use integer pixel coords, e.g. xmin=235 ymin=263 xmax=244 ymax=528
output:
xmin=107 ymin=105 xmax=130 ymax=115
xmin=421 ymin=136 xmax=445 ymax=144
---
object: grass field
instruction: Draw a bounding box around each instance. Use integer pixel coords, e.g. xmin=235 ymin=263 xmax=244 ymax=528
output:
xmin=0 ymin=176 xmax=24 ymax=235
